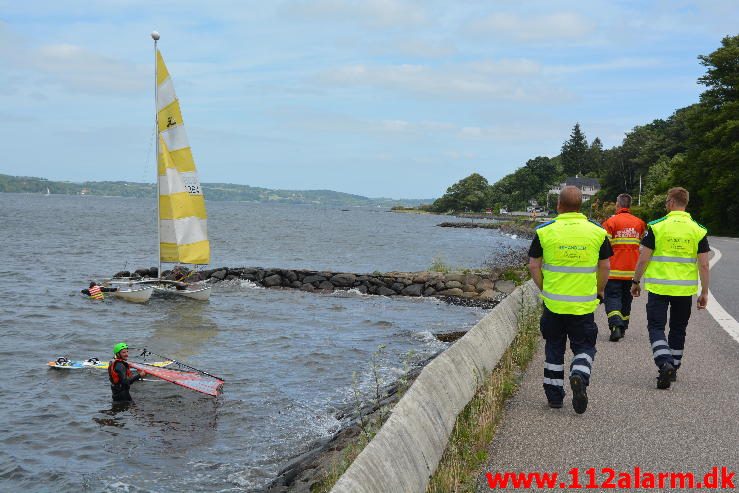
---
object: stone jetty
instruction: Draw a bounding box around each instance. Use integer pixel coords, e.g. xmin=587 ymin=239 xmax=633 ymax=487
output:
xmin=114 ymin=266 xmax=519 ymax=307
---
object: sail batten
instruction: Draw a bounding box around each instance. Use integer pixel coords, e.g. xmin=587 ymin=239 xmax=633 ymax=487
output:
xmin=156 ymin=50 xmax=209 ymax=266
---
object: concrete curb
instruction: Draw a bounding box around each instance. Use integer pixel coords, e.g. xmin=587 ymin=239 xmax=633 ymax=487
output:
xmin=331 ymin=280 xmax=540 ymax=493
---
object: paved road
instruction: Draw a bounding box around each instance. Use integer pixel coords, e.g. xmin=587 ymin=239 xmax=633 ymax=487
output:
xmin=708 ymin=236 xmax=739 ymax=321
xmin=476 ymin=242 xmax=739 ymax=492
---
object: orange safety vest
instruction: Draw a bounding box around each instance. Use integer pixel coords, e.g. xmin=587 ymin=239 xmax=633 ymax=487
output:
xmin=602 ymin=208 xmax=646 ymax=280
xmin=108 ymin=359 xmax=132 ymax=385
xmin=89 ymin=285 xmax=104 ymax=300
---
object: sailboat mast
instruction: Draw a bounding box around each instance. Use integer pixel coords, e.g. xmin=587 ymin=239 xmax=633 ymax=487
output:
xmin=152 ymin=31 xmax=161 ymax=279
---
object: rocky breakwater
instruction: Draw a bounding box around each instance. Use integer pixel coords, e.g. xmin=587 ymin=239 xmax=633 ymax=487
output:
xmin=116 ymin=267 xmax=518 ymax=308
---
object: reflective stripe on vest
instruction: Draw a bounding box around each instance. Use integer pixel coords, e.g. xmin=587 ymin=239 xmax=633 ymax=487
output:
xmin=644 ymin=211 xmax=705 ymax=296
xmin=609 ymin=237 xmax=641 ymax=245
xmin=542 ymin=264 xmax=597 ymax=273
xmin=89 ymin=285 xmax=104 ymax=300
xmin=650 ymin=256 xmax=696 ymax=263
xmin=537 ymin=212 xmax=607 ymax=315
xmin=610 ymin=269 xmax=635 ymax=277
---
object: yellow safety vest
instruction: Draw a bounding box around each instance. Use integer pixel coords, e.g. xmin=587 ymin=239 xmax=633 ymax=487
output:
xmin=537 ymin=212 xmax=608 ymax=315
xmin=644 ymin=211 xmax=707 ymax=296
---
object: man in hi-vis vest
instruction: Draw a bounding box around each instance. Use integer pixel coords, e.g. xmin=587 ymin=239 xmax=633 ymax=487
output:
xmin=631 ymin=187 xmax=710 ymax=389
xmin=529 ymin=186 xmax=612 ymax=414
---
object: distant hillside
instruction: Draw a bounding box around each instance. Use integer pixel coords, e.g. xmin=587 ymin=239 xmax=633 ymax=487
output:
xmin=0 ymin=173 xmax=433 ymax=207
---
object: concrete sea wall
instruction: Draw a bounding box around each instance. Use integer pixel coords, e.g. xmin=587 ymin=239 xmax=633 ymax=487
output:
xmin=330 ymin=280 xmax=539 ymax=493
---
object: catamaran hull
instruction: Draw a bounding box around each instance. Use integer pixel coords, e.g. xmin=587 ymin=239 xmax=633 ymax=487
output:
xmin=152 ymin=284 xmax=211 ymax=301
xmin=114 ymin=285 xmax=154 ymax=303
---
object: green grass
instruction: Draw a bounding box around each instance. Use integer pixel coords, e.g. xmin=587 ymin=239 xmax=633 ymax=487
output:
xmin=426 ymin=297 xmax=542 ymax=493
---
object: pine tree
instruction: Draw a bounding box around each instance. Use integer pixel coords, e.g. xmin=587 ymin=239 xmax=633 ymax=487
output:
xmin=560 ymin=123 xmax=589 ymax=176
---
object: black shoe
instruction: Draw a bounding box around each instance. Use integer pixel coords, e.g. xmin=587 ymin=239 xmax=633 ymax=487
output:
xmin=620 ymin=327 xmax=627 ymax=340
xmin=657 ymin=363 xmax=675 ymax=389
xmin=570 ymin=374 xmax=588 ymax=414
xmin=609 ymin=326 xmax=622 ymax=342
xmin=548 ymin=400 xmax=563 ymax=409
xmin=670 ymin=371 xmax=677 ymax=382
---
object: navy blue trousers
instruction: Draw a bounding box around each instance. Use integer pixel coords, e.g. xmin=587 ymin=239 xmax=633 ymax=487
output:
xmin=540 ymin=306 xmax=598 ymax=403
xmin=646 ymin=292 xmax=691 ymax=370
xmin=604 ymin=279 xmax=633 ymax=328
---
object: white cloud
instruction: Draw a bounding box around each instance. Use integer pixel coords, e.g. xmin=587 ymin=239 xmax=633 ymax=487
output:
xmin=469 ymin=12 xmax=595 ymax=42
xmin=285 ymin=0 xmax=427 ymax=28
xmin=319 ymin=62 xmax=572 ymax=102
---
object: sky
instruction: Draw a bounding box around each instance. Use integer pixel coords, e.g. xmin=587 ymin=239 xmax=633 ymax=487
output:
xmin=0 ymin=1 xmax=736 ymax=199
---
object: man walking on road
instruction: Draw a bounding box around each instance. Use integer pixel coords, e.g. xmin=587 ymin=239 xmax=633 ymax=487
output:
xmin=631 ymin=187 xmax=711 ymax=389
xmin=529 ymin=186 xmax=612 ymax=413
xmin=602 ymin=194 xmax=646 ymax=341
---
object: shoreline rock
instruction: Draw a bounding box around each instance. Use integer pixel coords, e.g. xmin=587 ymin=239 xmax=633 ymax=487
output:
xmin=112 ymin=266 xmax=516 ymax=306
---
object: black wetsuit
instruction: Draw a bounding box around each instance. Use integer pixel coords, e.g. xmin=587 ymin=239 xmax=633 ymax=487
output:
xmin=110 ymin=360 xmax=142 ymax=402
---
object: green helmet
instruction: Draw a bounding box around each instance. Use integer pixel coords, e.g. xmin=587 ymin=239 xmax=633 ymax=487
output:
xmin=113 ymin=342 xmax=129 ymax=356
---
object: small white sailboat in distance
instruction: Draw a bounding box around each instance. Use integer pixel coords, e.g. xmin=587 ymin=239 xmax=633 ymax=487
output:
xmin=109 ymin=32 xmax=211 ymax=301
xmin=45 ymin=187 xmax=50 ymax=196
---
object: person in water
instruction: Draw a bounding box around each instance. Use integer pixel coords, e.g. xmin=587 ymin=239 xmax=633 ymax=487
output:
xmin=108 ymin=342 xmax=146 ymax=402
xmin=81 ymin=281 xmax=117 ymax=300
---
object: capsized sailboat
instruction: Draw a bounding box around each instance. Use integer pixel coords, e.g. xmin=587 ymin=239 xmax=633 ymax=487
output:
xmin=130 ymin=348 xmax=224 ymax=396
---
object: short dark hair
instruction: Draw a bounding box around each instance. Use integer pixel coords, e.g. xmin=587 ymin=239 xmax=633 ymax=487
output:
xmin=558 ymin=186 xmax=582 ymax=212
xmin=667 ymin=187 xmax=689 ymax=207
xmin=616 ymin=194 xmax=632 ymax=208
xmin=89 ymin=281 xmax=96 ymax=288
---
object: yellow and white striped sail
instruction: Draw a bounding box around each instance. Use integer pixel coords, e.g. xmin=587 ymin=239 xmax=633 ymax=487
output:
xmin=156 ymin=50 xmax=209 ymax=265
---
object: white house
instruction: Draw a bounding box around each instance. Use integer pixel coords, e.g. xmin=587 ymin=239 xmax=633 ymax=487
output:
xmin=549 ymin=176 xmax=601 ymax=202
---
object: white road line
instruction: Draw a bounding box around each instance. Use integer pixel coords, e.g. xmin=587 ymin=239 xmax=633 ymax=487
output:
xmin=706 ymin=246 xmax=739 ymax=344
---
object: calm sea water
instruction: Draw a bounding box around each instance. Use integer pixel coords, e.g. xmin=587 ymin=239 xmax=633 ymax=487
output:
xmin=0 ymin=193 xmax=525 ymax=492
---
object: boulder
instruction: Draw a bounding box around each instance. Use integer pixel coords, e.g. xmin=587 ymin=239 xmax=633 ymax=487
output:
xmin=479 ymin=289 xmax=498 ymax=300
xmin=462 ymin=284 xmax=477 ymax=293
xmin=211 ymin=269 xmax=228 ymax=281
xmin=318 ymin=281 xmax=335 ymax=290
xmin=411 ymin=272 xmax=430 ymax=284
xmin=330 ymin=273 xmax=356 ymax=287
xmin=390 ymin=282 xmax=405 ymax=293
xmin=475 ymin=279 xmax=495 ymax=292
xmin=438 ymin=288 xmax=464 ymax=296
xmin=423 ymin=287 xmax=436 ymax=296
xmin=445 ymin=272 xmax=466 ymax=283
xmin=401 ymin=284 xmax=424 ymax=297
xmin=113 ymin=271 xmax=131 ymax=278
xmin=377 ymin=286 xmax=396 ymax=296
xmin=445 ymin=280 xmax=463 ymax=289
xmin=354 ymin=285 xmax=368 ymax=294
xmin=263 ymin=274 xmax=282 ymax=287
xmin=290 ymin=281 xmax=302 ymax=289
xmin=282 ymin=270 xmax=298 ymax=283
xmin=464 ymin=274 xmax=481 ymax=286
xmin=303 ymin=275 xmax=326 ymax=285
xmin=300 ymin=283 xmax=316 ymax=292
xmin=460 ymin=291 xmax=478 ymax=298
xmin=495 ymin=280 xmax=517 ymax=294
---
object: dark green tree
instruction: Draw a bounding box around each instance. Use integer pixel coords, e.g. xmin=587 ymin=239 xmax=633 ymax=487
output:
xmin=675 ymin=34 xmax=739 ymax=234
xmin=431 ymin=173 xmax=491 ymax=212
xmin=586 ymin=137 xmax=605 ymax=176
xmin=560 ymin=123 xmax=589 ymax=176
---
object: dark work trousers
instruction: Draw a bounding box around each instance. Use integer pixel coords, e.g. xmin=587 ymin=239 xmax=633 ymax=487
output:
xmin=646 ymin=292 xmax=692 ymax=370
xmin=604 ymin=279 xmax=633 ymax=329
xmin=540 ymin=306 xmax=598 ymax=403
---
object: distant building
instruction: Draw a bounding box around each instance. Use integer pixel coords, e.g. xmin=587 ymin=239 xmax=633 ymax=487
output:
xmin=549 ymin=176 xmax=600 ymax=202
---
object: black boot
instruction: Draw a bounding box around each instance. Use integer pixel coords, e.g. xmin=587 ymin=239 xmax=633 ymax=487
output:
xmin=570 ymin=374 xmax=588 ymax=414
xmin=657 ymin=362 xmax=675 ymax=389
xmin=609 ymin=325 xmax=622 ymax=342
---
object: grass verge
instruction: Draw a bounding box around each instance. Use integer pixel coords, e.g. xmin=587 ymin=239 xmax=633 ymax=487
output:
xmin=426 ymin=295 xmax=542 ymax=493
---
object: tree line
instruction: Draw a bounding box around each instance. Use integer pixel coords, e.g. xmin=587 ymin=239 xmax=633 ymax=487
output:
xmin=429 ymin=35 xmax=738 ymax=236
